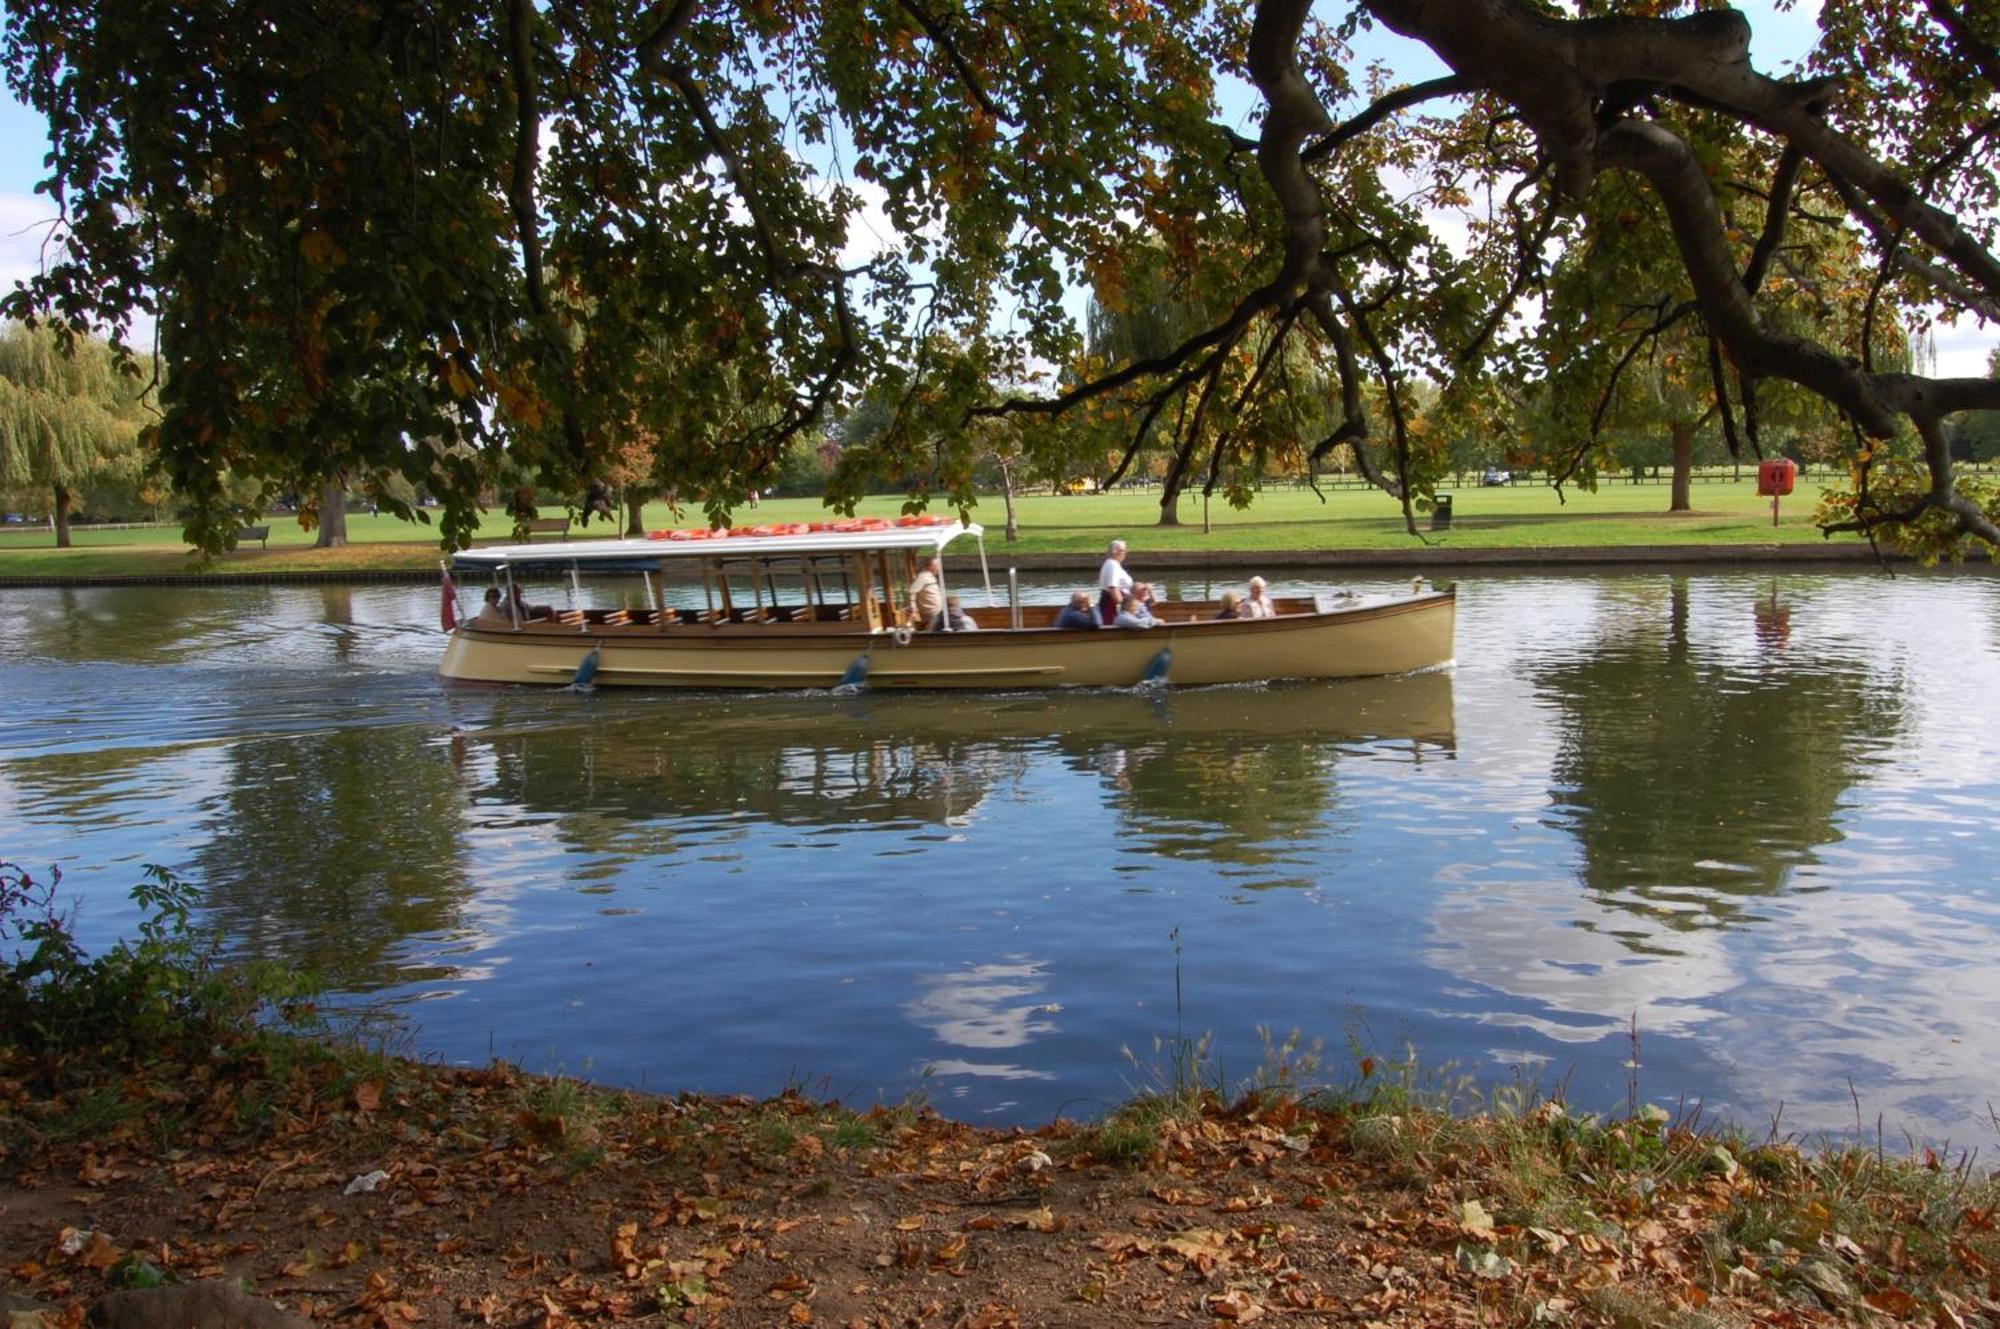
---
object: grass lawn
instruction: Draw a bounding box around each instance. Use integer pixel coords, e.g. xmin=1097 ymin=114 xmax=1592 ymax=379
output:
xmin=0 ymin=473 xmax=1845 ymax=577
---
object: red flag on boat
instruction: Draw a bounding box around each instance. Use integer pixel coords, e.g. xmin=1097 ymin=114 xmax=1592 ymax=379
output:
xmin=440 ymin=568 xmax=459 ymax=631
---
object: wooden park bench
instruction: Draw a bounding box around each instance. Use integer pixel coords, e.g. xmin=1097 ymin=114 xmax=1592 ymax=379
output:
xmin=237 ymin=524 xmax=271 ymax=550
xmin=522 ymin=516 xmax=571 ymax=540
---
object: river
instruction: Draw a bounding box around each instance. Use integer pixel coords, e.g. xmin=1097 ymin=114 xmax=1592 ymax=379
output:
xmin=2 ymin=568 xmax=1997 ymax=1143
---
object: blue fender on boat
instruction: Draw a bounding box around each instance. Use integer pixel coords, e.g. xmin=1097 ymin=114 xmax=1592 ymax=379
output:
xmin=1142 ymin=647 xmax=1172 ymax=684
xmin=838 ymin=650 xmax=871 ymax=689
xmin=570 ymin=645 xmax=602 ymax=689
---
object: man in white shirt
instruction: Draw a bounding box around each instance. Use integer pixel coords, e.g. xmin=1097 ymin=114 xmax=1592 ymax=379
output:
xmin=1097 ymin=539 xmax=1133 ymax=624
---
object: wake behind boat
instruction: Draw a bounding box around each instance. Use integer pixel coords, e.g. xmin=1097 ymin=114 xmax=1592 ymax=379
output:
xmin=439 ymin=518 xmax=1454 ymax=690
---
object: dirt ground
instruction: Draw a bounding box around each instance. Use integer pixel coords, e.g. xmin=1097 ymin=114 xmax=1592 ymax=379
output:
xmin=0 ymin=1055 xmax=1956 ymax=1327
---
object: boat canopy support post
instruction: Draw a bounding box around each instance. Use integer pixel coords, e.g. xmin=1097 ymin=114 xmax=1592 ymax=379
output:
xmin=569 ymin=562 xmax=585 ymax=631
xmin=977 ymin=534 xmax=994 ymax=607
xmin=1008 ymin=568 xmax=1021 ymax=630
xmin=503 ymin=564 xmax=520 ymax=629
xmin=444 ymin=559 xmax=468 ymax=625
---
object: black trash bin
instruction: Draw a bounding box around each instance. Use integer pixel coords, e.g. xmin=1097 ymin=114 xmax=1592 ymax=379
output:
xmin=1431 ymin=493 xmax=1453 ymax=530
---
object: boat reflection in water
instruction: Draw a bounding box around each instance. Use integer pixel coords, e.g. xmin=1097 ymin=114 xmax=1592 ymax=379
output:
xmin=429 ymin=671 xmax=1454 ymax=1103
xmin=450 ymin=671 xmax=1455 ymax=846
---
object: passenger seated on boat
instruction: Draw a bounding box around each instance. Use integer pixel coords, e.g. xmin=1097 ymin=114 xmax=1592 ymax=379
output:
xmin=1114 ymin=593 xmax=1157 ymax=630
xmin=508 ymin=586 xmax=554 ymax=621
xmin=1242 ymin=577 xmax=1276 ymax=619
xmin=930 ymin=596 xmax=978 ymax=632
xmin=474 ymin=587 xmax=513 ymax=627
xmin=1214 ymin=591 xmax=1243 ymax=620
xmin=1054 ymin=590 xmax=1101 ymax=630
xmin=909 ymin=555 xmax=945 ymax=626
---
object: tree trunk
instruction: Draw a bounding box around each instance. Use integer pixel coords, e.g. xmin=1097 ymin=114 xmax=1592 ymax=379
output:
xmin=625 ymin=491 xmax=646 ymax=538
xmin=998 ymin=463 xmax=1019 ymax=542
xmin=316 ymin=478 xmax=349 ymax=548
xmin=1669 ymin=421 xmax=1695 ymax=512
xmin=52 ymin=480 xmax=72 ymax=548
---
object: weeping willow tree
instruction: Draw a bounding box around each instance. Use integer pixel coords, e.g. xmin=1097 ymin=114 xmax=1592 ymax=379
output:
xmin=0 ymin=324 xmax=151 ymax=547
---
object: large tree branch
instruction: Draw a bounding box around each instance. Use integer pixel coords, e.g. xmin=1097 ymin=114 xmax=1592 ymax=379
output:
xmin=972 ymin=282 xmax=1285 ymax=420
xmin=1334 ymin=282 xmax=1418 ymax=530
xmin=1922 ymin=0 xmax=2000 ymax=92
xmin=507 ymin=0 xmax=550 ymax=320
xmin=1821 ymin=169 xmax=2000 ymax=323
xmin=1595 ymin=118 xmax=1901 ymax=437
xmin=1201 ymin=307 xmax=1299 ymax=498
xmin=1301 ymin=74 xmax=1477 ymax=164
xmin=898 ymin=0 xmax=1013 ymax=125
xmin=1462 ymin=179 xmax=1557 ymax=361
xmin=1741 ymin=143 xmax=1802 ymax=296
xmin=635 ymin=0 xmax=701 ymax=69
xmin=1588 ymin=296 xmax=1697 ymax=443
xmin=1364 ymin=1 xmax=1755 ymax=199
xmin=1303 ymin=291 xmax=1373 ymax=469
xmin=1707 ymin=329 xmax=1748 ymax=460
xmin=1249 ymin=0 xmax=1334 ymax=298
xmin=1365 ymin=0 xmax=2000 ymax=303
xmin=507 ymin=0 xmax=588 ymax=470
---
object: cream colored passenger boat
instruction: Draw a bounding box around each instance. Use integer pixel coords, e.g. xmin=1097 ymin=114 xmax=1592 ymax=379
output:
xmin=440 ymin=520 xmax=1454 ymax=690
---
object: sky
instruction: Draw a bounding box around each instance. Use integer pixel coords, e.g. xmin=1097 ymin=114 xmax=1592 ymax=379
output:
xmin=0 ymin=3 xmax=1990 ymax=378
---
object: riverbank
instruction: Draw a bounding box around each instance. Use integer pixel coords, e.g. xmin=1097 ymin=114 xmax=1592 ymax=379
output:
xmin=0 ymin=480 xmax=1923 ymax=585
xmin=5 ymin=1037 xmax=1994 ymax=1329
xmin=0 ymin=540 xmax=1909 ymax=588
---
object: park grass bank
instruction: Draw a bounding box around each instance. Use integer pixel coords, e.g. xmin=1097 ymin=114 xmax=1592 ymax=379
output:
xmin=0 ymin=478 xmax=1943 ymax=585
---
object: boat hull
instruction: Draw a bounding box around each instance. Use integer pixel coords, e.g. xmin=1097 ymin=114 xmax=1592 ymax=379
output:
xmin=438 ymin=590 xmax=1455 ymax=689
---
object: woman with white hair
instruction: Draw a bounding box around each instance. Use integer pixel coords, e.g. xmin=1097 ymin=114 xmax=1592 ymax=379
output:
xmin=1242 ymin=576 xmax=1276 ymax=619
xmin=1097 ymin=538 xmax=1133 ymax=625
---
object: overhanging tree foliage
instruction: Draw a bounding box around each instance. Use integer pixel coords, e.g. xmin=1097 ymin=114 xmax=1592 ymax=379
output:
xmin=4 ymin=0 xmax=1998 ymax=557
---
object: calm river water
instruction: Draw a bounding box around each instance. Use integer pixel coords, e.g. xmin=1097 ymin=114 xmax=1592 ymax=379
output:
xmin=3 ymin=568 xmax=1997 ymax=1143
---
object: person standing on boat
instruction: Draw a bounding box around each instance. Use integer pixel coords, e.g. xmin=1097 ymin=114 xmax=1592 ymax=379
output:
xmin=1242 ymin=576 xmax=1276 ymax=619
xmin=1098 ymin=539 xmax=1133 ymax=624
xmin=909 ymin=555 xmax=946 ymax=627
xmin=1055 ymin=590 xmax=1101 ymax=629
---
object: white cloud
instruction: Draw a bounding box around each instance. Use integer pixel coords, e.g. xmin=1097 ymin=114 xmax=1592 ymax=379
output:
xmin=1928 ymin=318 xmax=1996 ymax=379
xmin=0 ymin=190 xmax=157 ymax=350
xmin=836 ymin=176 xmax=899 ymax=269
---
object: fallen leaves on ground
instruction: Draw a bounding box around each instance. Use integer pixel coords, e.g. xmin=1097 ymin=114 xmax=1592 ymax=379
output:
xmin=3 ymin=1049 xmax=1998 ymax=1326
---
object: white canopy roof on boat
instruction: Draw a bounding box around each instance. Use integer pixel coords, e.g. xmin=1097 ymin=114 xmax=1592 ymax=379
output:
xmin=451 ymin=520 xmax=984 ymax=569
